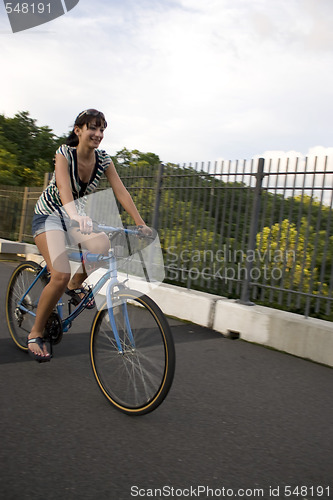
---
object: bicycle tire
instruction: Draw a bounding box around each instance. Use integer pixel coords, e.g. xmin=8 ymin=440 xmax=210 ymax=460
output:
xmin=90 ymin=289 xmax=175 ymax=415
xmin=6 ymin=261 xmax=48 ymax=351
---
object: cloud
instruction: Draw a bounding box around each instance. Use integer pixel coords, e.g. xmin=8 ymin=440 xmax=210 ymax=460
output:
xmin=0 ymin=0 xmax=332 ymax=163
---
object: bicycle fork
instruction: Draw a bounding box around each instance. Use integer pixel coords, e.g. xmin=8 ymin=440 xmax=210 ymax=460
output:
xmin=106 ymin=280 xmax=135 ymax=354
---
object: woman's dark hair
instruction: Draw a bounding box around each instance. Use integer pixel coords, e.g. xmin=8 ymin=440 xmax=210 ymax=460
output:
xmin=66 ymin=109 xmax=107 ymax=147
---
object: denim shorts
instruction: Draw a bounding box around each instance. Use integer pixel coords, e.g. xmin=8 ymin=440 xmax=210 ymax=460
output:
xmin=31 ymin=213 xmax=68 ymax=238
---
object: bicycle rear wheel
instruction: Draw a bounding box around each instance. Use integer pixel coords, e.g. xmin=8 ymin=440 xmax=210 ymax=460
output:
xmin=90 ymin=289 xmax=175 ymax=415
xmin=6 ymin=261 xmax=48 ymax=351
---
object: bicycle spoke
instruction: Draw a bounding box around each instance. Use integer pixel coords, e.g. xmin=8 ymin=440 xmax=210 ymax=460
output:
xmin=90 ymin=291 xmax=175 ymax=415
xmin=6 ymin=262 xmax=47 ymax=350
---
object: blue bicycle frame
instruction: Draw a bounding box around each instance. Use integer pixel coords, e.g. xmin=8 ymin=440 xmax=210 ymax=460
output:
xmin=18 ymin=225 xmax=139 ymax=354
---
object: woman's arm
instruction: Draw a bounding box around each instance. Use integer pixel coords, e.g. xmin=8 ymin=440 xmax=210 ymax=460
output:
xmin=105 ymin=161 xmax=146 ymax=227
xmin=54 ymin=153 xmax=77 ymax=217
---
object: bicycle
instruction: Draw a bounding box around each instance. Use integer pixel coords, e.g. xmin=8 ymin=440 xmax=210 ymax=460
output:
xmin=5 ymin=223 xmax=175 ymax=416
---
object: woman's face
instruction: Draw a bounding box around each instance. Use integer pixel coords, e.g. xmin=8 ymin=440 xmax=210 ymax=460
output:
xmin=75 ymin=120 xmax=105 ymax=149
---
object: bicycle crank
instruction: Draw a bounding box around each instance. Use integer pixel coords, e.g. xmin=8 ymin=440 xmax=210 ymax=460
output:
xmin=44 ymin=312 xmax=63 ymax=345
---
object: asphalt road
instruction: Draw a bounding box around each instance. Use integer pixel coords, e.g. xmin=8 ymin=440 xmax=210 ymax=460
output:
xmin=0 ymin=260 xmax=332 ymax=500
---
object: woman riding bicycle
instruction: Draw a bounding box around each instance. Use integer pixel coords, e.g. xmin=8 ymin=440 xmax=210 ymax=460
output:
xmin=28 ymin=109 xmax=149 ymax=362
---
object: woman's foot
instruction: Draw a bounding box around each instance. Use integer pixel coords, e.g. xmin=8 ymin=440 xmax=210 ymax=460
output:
xmin=65 ymin=285 xmax=95 ymax=309
xmin=27 ymin=334 xmax=51 ymax=362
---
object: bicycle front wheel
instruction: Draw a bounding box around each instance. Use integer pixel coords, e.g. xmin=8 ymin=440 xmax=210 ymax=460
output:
xmin=90 ymin=290 xmax=175 ymax=415
xmin=6 ymin=261 xmax=48 ymax=351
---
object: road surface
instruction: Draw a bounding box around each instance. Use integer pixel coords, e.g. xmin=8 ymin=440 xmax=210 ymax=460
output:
xmin=0 ymin=260 xmax=332 ymax=500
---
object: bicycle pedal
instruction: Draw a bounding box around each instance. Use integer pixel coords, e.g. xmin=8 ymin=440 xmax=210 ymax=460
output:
xmin=44 ymin=312 xmax=63 ymax=345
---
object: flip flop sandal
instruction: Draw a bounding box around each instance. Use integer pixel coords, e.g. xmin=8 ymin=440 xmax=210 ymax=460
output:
xmin=27 ymin=337 xmax=51 ymax=363
xmin=65 ymin=287 xmax=96 ymax=310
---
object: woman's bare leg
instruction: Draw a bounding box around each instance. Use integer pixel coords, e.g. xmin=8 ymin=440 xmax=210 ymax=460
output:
xmin=28 ymin=229 xmax=109 ymax=358
xmin=28 ymin=230 xmax=71 ymax=359
xmin=67 ymin=230 xmax=110 ymax=291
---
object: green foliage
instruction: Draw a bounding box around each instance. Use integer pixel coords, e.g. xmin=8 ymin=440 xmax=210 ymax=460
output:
xmin=1 ymin=110 xmax=333 ymax=319
xmin=0 ymin=148 xmax=19 ymax=185
xmin=0 ymin=111 xmax=62 ymax=186
xmin=257 ymin=218 xmax=314 ymax=290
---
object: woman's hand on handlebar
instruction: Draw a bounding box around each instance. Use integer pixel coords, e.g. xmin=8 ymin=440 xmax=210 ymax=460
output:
xmin=70 ymin=214 xmax=94 ymax=234
xmin=137 ymin=224 xmax=153 ymax=237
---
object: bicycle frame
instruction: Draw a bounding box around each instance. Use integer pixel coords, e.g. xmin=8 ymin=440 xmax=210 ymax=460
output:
xmin=7 ymin=218 xmax=175 ymax=415
xmin=17 ymin=228 xmax=139 ymax=354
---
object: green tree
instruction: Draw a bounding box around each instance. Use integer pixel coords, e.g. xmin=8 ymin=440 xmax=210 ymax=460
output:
xmin=0 ymin=111 xmax=61 ymax=186
xmin=0 ymin=148 xmax=20 ymax=185
xmin=257 ymin=218 xmax=314 ymax=291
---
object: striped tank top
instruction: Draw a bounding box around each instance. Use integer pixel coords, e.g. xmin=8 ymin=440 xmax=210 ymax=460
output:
xmin=34 ymin=144 xmax=112 ymax=215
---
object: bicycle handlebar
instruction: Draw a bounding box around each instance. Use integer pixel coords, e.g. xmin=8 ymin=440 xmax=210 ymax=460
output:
xmin=69 ymin=220 xmax=149 ymax=237
xmin=67 ymin=221 xmax=155 ymax=263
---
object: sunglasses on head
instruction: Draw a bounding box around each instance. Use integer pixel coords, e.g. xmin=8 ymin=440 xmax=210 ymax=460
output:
xmin=77 ymin=109 xmax=106 ymax=121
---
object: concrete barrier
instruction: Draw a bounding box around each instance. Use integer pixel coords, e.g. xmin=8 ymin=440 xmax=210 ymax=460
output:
xmin=128 ymin=281 xmax=222 ymax=328
xmin=1 ymin=240 xmax=332 ymax=368
xmin=0 ymin=239 xmax=37 ymax=258
xmin=87 ymin=268 xmax=333 ymax=368
xmin=213 ymin=300 xmax=333 ymax=368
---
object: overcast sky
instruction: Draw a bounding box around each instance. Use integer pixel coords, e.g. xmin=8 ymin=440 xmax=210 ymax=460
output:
xmin=0 ymin=0 xmax=333 ymax=164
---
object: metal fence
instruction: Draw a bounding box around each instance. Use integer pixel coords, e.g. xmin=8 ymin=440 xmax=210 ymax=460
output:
xmin=0 ymin=185 xmax=43 ymax=242
xmin=1 ymin=153 xmax=333 ymax=320
xmin=116 ymin=155 xmax=333 ymax=320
